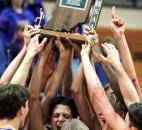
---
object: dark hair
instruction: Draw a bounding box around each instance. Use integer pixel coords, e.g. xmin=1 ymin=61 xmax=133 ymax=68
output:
xmin=0 ymin=84 xmax=29 ymax=119
xmin=128 ymin=103 xmax=142 ymax=130
xmin=49 ymin=96 xmax=78 ymax=119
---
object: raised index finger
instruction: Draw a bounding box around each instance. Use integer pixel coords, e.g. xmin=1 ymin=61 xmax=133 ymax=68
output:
xmin=112 ymin=6 xmax=116 ymax=19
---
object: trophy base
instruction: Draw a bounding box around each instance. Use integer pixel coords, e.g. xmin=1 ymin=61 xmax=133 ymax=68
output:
xmin=39 ymin=29 xmax=87 ymax=44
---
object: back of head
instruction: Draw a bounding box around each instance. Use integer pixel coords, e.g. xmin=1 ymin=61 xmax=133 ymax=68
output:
xmin=0 ymin=84 xmax=29 ymax=119
xmin=107 ymin=93 xmax=127 ymax=118
xmin=128 ymin=103 xmax=142 ymax=130
xmin=61 ymin=119 xmax=89 ymax=130
xmin=49 ymin=96 xmax=78 ymax=119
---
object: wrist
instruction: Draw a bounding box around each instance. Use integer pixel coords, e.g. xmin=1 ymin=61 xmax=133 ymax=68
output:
xmin=81 ymin=52 xmax=89 ymax=57
xmin=113 ymin=63 xmax=123 ymax=73
xmin=81 ymin=53 xmax=89 ymax=61
xmin=25 ymin=51 xmax=36 ymax=59
xmin=22 ymin=45 xmax=27 ymax=52
xmin=113 ymin=31 xmax=125 ymax=40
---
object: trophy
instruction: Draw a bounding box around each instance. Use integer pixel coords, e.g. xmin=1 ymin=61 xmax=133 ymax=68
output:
xmin=34 ymin=0 xmax=104 ymax=43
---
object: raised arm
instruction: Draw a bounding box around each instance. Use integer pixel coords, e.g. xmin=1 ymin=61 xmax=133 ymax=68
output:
xmin=111 ymin=7 xmax=142 ymax=101
xmin=28 ymin=38 xmax=53 ymax=130
xmin=0 ymin=46 xmax=26 ymax=85
xmin=0 ymin=25 xmax=40 ymax=85
xmin=81 ymin=42 xmax=128 ymax=130
xmin=41 ymin=36 xmax=72 ymax=123
xmin=97 ymin=43 xmax=140 ymax=107
xmin=71 ymin=62 xmax=101 ymax=130
xmin=62 ymin=39 xmax=74 ymax=96
xmin=10 ymin=34 xmax=47 ymax=86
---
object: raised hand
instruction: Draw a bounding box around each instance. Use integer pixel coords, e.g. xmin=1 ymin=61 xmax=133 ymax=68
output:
xmin=84 ymin=27 xmax=102 ymax=62
xmin=55 ymin=36 xmax=73 ymax=58
xmin=26 ymin=34 xmax=47 ymax=58
xmin=80 ymin=42 xmax=91 ymax=57
xmin=111 ymin=6 xmax=125 ymax=39
xmin=97 ymin=43 xmax=121 ymax=67
xmin=84 ymin=26 xmax=99 ymax=44
xmin=41 ymin=38 xmax=54 ymax=57
xmin=23 ymin=25 xmax=40 ymax=48
xmin=41 ymin=50 xmax=56 ymax=89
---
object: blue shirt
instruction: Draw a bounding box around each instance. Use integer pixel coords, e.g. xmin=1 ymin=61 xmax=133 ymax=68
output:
xmin=34 ymin=0 xmax=43 ymax=4
xmin=0 ymin=128 xmax=13 ymax=130
xmin=95 ymin=63 xmax=110 ymax=88
xmin=0 ymin=127 xmax=15 ymax=130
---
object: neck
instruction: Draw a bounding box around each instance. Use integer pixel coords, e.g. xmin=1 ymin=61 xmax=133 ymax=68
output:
xmin=0 ymin=118 xmax=19 ymax=130
xmin=12 ymin=5 xmax=23 ymax=14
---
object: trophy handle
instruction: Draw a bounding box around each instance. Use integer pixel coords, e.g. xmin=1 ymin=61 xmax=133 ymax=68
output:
xmin=40 ymin=29 xmax=87 ymax=43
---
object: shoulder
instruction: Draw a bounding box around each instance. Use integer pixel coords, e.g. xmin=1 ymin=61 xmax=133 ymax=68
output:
xmin=0 ymin=7 xmax=13 ymax=14
xmin=0 ymin=7 xmax=15 ymax=20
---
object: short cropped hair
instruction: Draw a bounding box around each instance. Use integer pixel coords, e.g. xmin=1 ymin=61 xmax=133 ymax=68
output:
xmin=0 ymin=84 xmax=29 ymax=119
xmin=128 ymin=103 xmax=142 ymax=130
xmin=49 ymin=96 xmax=78 ymax=119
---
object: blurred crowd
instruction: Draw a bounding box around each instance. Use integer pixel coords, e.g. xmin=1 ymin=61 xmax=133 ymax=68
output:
xmin=0 ymin=0 xmax=47 ymax=75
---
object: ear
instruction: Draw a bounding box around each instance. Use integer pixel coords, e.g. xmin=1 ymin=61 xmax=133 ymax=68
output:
xmin=17 ymin=106 xmax=25 ymax=118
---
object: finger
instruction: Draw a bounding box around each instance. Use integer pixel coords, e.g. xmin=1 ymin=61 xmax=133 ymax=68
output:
xmin=28 ymin=28 xmax=40 ymax=33
xmin=55 ymin=35 xmax=61 ymax=43
xmin=29 ymin=31 xmax=40 ymax=37
xmin=40 ymin=37 xmax=47 ymax=47
xmin=24 ymin=25 xmax=34 ymax=31
xmin=84 ymin=35 xmax=91 ymax=44
xmin=48 ymin=37 xmax=54 ymax=46
xmin=83 ymin=29 xmax=89 ymax=35
xmin=117 ymin=18 xmax=124 ymax=26
xmin=112 ymin=6 xmax=116 ymax=19
xmin=97 ymin=54 xmax=107 ymax=62
xmin=101 ymin=44 xmax=110 ymax=54
xmin=112 ymin=19 xmax=118 ymax=24
xmin=65 ymin=37 xmax=73 ymax=44
xmin=88 ymin=30 xmax=96 ymax=35
xmin=30 ymin=34 xmax=39 ymax=42
xmin=81 ymin=44 xmax=85 ymax=49
xmin=85 ymin=26 xmax=91 ymax=31
xmin=109 ymin=43 xmax=116 ymax=50
xmin=55 ymin=35 xmax=62 ymax=48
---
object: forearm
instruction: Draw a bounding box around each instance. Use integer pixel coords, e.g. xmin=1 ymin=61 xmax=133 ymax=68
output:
xmin=0 ymin=47 xmax=27 ymax=84
xmin=116 ymin=33 xmax=137 ymax=79
xmin=62 ymin=54 xmax=73 ymax=96
xmin=71 ymin=63 xmax=100 ymax=129
xmin=10 ymin=53 xmax=34 ymax=86
xmin=71 ymin=63 xmax=84 ymax=94
xmin=81 ymin=54 xmax=99 ymax=102
xmin=114 ymin=63 xmax=140 ymax=107
xmin=29 ymin=99 xmax=44 ymax=130
xmin=44 ymin=57 xmax=70 ymax=95
xmin=115 ymin=34 xmax=142 ymax=100
xmin=29 ymin=58 xmax=45 ymax=99
xmin=81 ymin=54 xmax=123 ymax=130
